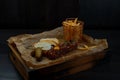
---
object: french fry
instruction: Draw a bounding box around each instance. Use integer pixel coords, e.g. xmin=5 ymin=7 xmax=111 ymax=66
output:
xmin=74 ymin=18 xmax=78 ymax=24
xmin=77 ymin=44 xmax=97 ymax=50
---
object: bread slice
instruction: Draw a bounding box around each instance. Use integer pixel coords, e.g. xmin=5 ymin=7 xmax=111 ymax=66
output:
xmin=7 ymin=27 xmax=108 ymax=69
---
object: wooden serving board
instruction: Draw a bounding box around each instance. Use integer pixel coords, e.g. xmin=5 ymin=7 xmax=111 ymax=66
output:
xmin=9 ymin=44 xmax=107 ymax=80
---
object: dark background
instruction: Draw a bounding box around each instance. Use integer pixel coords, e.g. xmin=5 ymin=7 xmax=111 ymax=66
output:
xmin=0 ymin=0 xmax=120 ymax=29
xmin=0 ymin=0 xmax=120 ymax=80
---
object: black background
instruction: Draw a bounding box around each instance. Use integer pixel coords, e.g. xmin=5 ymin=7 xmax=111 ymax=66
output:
xmin=0 ymin=0 xmax=120 ymax=80
xmin=0 ymin=0 xmax=120 ymax=29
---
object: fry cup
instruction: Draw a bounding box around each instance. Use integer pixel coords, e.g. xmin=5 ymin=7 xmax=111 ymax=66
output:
xmin=62 ymin=18 xmax=84 ymax=42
